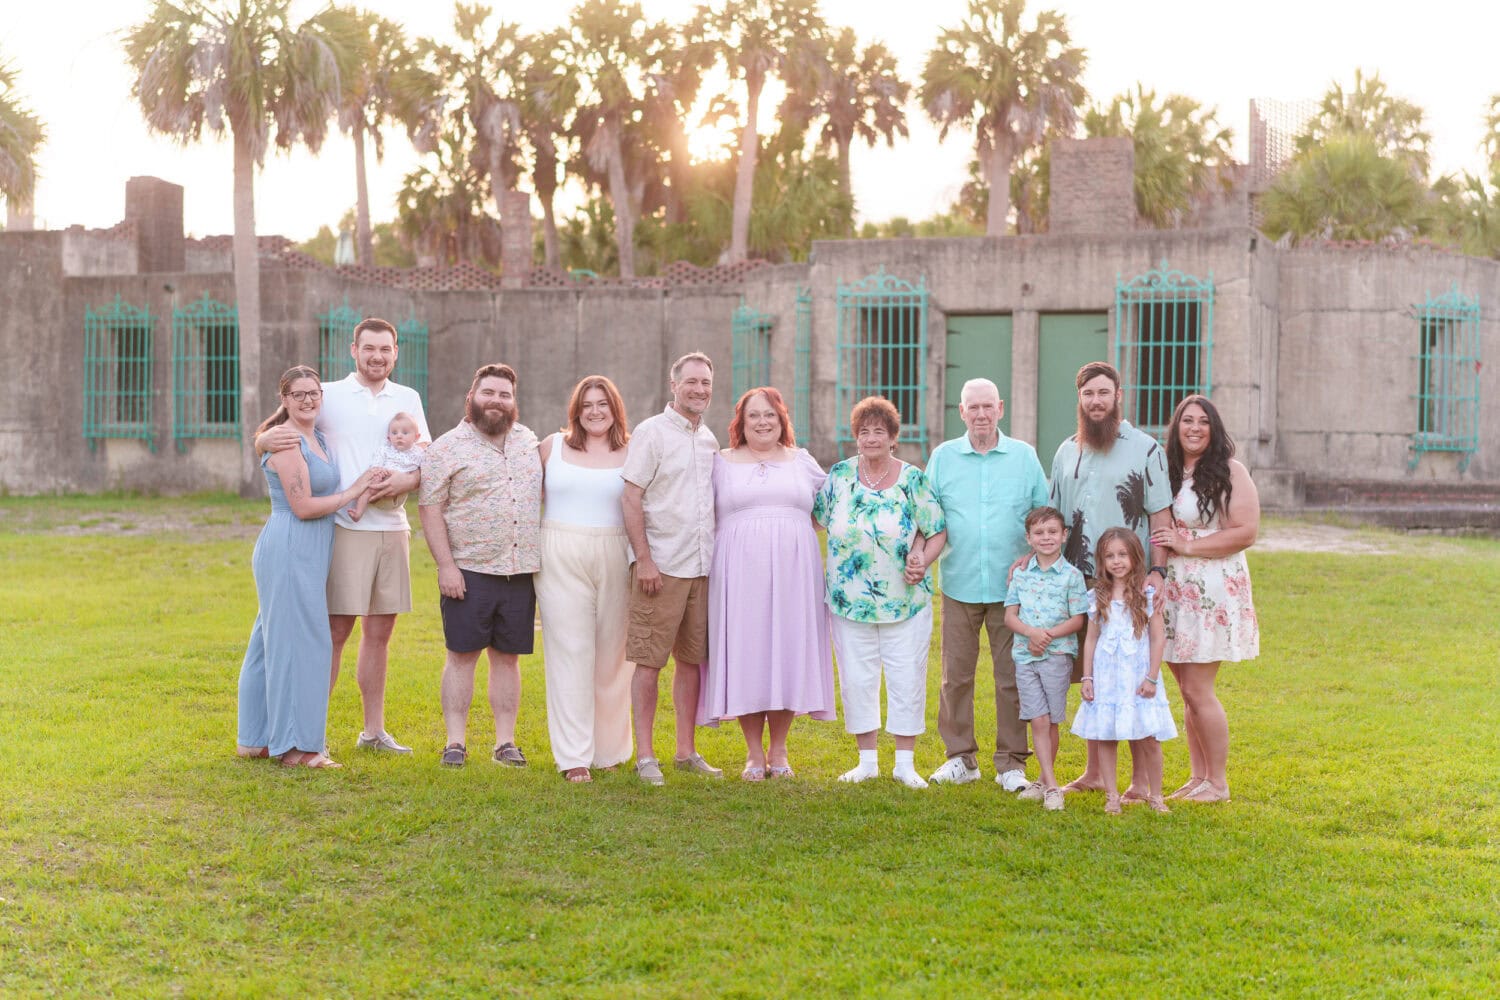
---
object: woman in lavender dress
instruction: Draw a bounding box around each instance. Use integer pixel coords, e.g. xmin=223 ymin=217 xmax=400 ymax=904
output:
xmin=701 ymin=387 xmax=835 ymax=780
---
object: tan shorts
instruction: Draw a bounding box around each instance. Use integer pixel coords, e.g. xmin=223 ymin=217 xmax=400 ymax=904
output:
xmin=326 ymin=526 xmax=412 ymax=616
xmin=626 ymin=570 xmax=708 ymax=669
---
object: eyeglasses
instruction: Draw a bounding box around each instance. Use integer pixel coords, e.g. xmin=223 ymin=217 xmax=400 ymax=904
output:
xmin=286 ymin=389 xmax=323 ymax=402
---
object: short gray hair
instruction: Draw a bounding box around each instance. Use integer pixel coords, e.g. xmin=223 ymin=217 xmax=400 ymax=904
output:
xmin=960 ymin=378 xmax=1000 ymax=405
xmin=670 ymin=352 xmax=714 ymax=381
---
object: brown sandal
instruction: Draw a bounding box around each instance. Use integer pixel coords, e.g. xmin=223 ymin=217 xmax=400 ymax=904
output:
xmin=564 ymin=766 xmax=592 ymax=783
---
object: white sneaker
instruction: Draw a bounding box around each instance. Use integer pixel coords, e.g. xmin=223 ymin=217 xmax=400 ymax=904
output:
xmin=929 ymin=757 xmax=981 ymax=785
xmin=997 ymin=769 xmax=1029 ymax=792
xmin=892 ymin=767 xmax=929 ymax=789
xmin=357 ymin=731 xmax=412 ymax=754
xmin=838 ymin=762 xmax=879 ymax=783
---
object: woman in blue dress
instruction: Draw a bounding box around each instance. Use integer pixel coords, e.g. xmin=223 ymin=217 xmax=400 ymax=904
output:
xmin=236 ymin=366 xmax=376 ymax=768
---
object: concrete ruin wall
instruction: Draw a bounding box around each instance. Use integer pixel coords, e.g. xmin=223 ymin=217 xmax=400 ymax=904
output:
xmin=1274 ymin=246 xmax=1500 ymax=480
xmin=1050 ymin=137 xmax=1137 ymax=235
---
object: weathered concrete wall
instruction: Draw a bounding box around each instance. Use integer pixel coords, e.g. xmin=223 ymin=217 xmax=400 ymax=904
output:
xmin=1275 ymin=246 xmax=1500 ymax=480
xmin=60 ymin=227 xmax=137 ymax=276
xmin=125 ymin=176 xmax=185 ymax=274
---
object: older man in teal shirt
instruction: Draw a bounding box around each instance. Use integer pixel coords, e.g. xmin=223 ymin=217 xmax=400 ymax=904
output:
xmin=926 ymin=379 xmax=1050 ymax=789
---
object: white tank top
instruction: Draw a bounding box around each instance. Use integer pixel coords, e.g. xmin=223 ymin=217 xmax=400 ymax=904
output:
xmin=543 ymin=433 xmax=626 ymax=528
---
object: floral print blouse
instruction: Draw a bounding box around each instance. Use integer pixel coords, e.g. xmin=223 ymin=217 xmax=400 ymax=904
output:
xmin=814 ymin=459 xmax=946 ymax=624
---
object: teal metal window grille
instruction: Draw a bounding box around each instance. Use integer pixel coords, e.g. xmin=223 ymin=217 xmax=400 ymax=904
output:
xmin=794 ymin=287 xmax=812 ymax=445
xmin=172 ymin=294 xmax=240 ymax=449
xmin=398 ymin=316 xmax=430 ymax=409
xmin=1114 ymin=261 xmax=1214 ymax=437
xmin=731 ymin=301 xmax=774 ymax=401
xmin=835 ymin=270 xmax=930 ymax=454
xmin=316 ymin=299 xmax=361 ymax=383
xmin=1412 ymin=285 xmax=1480 ymax=471
xmin=83 ymin=295 xmax=155 ymax=451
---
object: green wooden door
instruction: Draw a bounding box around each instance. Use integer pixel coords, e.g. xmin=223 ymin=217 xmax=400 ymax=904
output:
xmin=944 ymin=315 xmax=1013 ymax=443
xmin=1037 ymin=313 xmax=1109 ymax=468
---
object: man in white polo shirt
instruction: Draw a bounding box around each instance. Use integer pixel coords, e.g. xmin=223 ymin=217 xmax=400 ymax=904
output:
xmin=260 ymin=317 xmax=430 ymax=754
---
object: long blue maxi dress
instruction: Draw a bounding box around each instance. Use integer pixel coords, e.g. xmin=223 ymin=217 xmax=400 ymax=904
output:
xmin=236 ymin=433 xmax=339 ymax=756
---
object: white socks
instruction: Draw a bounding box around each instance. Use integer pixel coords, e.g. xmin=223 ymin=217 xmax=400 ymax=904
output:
xmin=892 ymin=749 xmax=928 ymax=789
xmin=839 ymin=748 xmax=880 ymax=783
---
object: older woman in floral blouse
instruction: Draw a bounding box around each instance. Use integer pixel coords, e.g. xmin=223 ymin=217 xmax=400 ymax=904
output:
xmin=814 ymin=396 xmax=946 ymax=789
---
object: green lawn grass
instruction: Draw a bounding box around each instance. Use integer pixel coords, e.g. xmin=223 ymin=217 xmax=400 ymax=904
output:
xmin=1 ymin=498 xmax=1496 ymax=996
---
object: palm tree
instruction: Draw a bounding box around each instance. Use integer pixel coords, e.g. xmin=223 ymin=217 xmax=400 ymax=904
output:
xmin=125 ymin=0 xmax=349 ymax=492
xmin=427 ymin=5 xmax=527 ymax=267
xmin=0 ymin=57 xmax=46 ymax=222
xmin=565 ymin=0 xmax=666 ymax=278
xmin=1482 ymin=93 xmax=1500 ymax=168
xmin=1433 ymin=168 xmax=1500 ymax=258
xmin=328 ymin=7 xmax=441 ymax=266
xmin=519 ymin=29 xmax=577 ymax=270
xmin=921 ymin=0 xmax=1086 ymax=236
xmin=640 ymin=13 xmax=716 ymax=227
xmin=704 ymin=0 xmax=828 ymax=262
xmin=1295 ymin=68 xmax=1432 ymax=180
xmin=1084 ymin=85 xmax=1235 ymax=228
xmin=781 ymin=26 xmax=908 ymax=230
xmin=1261 ymin=132 xmax=1431 ymax=244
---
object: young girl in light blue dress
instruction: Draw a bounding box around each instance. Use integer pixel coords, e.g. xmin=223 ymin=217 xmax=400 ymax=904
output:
xmin=1072 ymin=527 xmax=1178 ymax=814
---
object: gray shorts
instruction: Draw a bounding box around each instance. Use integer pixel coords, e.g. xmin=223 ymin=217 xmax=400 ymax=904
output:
xmin=1016 ymin=653 xmax=1073 ymax=723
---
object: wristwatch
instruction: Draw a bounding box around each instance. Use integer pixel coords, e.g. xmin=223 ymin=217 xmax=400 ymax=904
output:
xmin=1149 ymin=565 xmax=1167 ymax=578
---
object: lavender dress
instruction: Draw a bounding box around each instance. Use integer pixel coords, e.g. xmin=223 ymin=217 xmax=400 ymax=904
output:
xmin=700 ymin=450 xmax=836 ymax=724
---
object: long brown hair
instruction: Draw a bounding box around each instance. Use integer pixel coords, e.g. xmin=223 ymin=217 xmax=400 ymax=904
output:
xmin=728 ymin=386 xmax=795 ymax=448
xmin=255 ymin=365 xmax=321 ymax=436
xmin=561 ymin=375 xmax=629 ymax=451
xmin=1093 ymin=527 xmax=1150 ymax=638
xmin=1166 ymin=394 xmax=1235 ymax=523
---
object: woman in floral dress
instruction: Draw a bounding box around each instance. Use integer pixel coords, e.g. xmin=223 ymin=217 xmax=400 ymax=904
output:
xmin=814 ymin=396 xmax=946 ymax=789
xmin=1150 ymin=395 xmax=1260 ymax=803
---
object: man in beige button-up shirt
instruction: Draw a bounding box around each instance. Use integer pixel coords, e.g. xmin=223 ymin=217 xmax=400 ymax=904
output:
xmin=621 ymin=352 xmax=722 ymax=785
xmin=419 ymin=364 xmax=542 ymax=769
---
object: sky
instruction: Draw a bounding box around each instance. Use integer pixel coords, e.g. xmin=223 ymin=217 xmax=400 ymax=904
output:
xmin=7 ymin=0 xmax=1500 ymax=241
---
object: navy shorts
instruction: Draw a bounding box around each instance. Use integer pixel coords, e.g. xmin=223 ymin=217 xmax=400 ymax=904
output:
xmin=440 ymin=570 xmax=536 ymax=654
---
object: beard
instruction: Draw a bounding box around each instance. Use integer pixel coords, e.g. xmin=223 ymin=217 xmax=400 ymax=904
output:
xmin=468 ymin=397 xmax=516 ymax=437
xmin=1078 ymin=400 xmax=1122 ymax=451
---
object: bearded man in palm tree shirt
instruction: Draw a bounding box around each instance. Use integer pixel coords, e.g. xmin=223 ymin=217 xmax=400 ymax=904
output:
xmin=1048 ymin=360 xmax=1173 ymax=796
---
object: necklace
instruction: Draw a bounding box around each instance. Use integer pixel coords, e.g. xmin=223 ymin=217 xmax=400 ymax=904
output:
xmin=859 ymin=456 xmax=895 ymax=490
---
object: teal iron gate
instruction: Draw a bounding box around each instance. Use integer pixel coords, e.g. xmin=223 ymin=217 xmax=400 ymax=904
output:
xmin=172 ymin=294 xmax=240 ymax=450
xmin=397 ymin=316 xmax=430 ymax=409
xmin=1412 ymin=284 xmax=1481 ymax=471
xmin=1114 ymin=261 xmax=1214 ymax=438
xmin=316 ymin=298 xmax=361 ymax=382
xmin=83 ymin=295 xmax=155 ymax=451
xmin=835 ymin=270 xmax=930 ymax=454
xmin=731 ymin=301 xmax=774 ymax=402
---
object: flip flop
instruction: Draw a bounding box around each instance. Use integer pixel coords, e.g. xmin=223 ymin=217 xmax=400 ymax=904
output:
xmin=741 ymin=764 xmax=766 ymax=782
xmin=767 ymin=765 xmax=795 ymax=779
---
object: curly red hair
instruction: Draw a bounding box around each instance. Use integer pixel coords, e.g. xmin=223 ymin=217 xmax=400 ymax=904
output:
xmin=728 ymin=386 xmax=796 ymax=448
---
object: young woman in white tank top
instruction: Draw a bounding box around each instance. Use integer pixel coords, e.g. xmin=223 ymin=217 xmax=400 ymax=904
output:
xmin=534 ymin=377 xmax=633 ymax=783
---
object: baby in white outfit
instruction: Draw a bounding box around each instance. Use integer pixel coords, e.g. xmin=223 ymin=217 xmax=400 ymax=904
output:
xmin=349 ymin=411 xmax=426 ymax=521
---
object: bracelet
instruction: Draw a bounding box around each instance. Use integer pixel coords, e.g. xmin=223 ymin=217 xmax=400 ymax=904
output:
xmin=1142 ymin=676 xmax=1158 ymax=685
xmin=1081 ymin=676 xmax=1093 ymax=683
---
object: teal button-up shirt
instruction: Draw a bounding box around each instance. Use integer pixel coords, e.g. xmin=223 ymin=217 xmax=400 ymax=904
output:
xmin=927 ymin=430 xmax=1050 ymax=605
xmin=1004 ymin=554 xmax=1090 ymax=662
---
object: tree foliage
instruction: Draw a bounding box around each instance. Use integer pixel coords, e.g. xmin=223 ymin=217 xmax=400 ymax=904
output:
xmin=1295 ymin=68 xmax=1431 ymax=180
xmin=921 ymin=0 xmax=1085 ymax=236
xmin=1260 ymin=132 xmax=1432 ymax=244
xmin=0 ymin=57 xmax=46 ymax=208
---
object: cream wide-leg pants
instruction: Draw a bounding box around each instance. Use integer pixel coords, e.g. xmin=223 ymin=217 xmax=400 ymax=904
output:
xmin=535 ymin=522 xmax=634 ymax=771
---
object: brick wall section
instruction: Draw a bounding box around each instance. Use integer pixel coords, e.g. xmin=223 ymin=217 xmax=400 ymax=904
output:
xmin=1050 ymin=136 xmax=1137 ymax=234
xmin=125 ymin=176 xmax=185 ymax=273
xmin=500 ymin=190 xmax=533 ymax=289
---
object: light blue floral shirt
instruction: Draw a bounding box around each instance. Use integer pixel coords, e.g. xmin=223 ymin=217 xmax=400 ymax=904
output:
xmin=814 ymin=459 xmax=946 ymax=624
xmin=1004 ymin=555 xmax=1090 ymax=663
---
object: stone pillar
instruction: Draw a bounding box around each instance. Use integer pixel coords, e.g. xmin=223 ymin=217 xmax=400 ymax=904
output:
xmin=125 ymin=176 xmax=185 ymax=273
xmin=500 ymin=190 xmax=533 ymax=289
xmin=1049 ymin=137 xmax=1137 ymax=234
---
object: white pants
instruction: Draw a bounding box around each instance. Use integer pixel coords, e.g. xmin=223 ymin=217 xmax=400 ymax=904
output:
xmin=830 ymin=605 xmax=933 ymax=737
xmin=535 ymin=523 xmax=633 ymax=770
